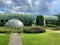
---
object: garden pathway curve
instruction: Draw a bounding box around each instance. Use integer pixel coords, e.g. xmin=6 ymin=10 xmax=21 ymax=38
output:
xmin=9 ymin=33 xmax=23 ymax=45
xmin=53 ymin=31 xmax=60 ymax=33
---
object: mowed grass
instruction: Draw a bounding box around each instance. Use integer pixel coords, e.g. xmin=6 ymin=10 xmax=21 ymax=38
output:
xmin=0 ymin=34 xmax=10 ymax=45
xmin=21 ymin=30 xmax=60 ymax=45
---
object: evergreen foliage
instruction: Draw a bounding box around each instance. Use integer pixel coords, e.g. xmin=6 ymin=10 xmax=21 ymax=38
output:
xmin=36 ymin=15 xmax=44 ymax=26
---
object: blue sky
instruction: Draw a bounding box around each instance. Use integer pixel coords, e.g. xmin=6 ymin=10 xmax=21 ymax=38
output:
xmin=0 ymin=0 xmax=60 ymax=16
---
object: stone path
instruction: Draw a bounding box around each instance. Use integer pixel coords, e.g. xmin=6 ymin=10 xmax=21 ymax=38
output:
xmin=9 ymin=33 xmax=23 ymax=45
xmin=53 ymin=31 xmax=60 ymax=33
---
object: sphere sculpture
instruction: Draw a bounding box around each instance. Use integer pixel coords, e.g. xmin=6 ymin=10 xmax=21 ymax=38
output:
xmin=5 ymin=19 xmax=24 ymax=28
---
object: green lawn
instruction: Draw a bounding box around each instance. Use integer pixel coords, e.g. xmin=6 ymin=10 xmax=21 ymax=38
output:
xmin=0 ymin=34 xmax=10 ymax=45
xmin=21 ymin=31 xmax=60 ymax=45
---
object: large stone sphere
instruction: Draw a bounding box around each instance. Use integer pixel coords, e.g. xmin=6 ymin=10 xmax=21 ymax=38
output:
xmin=5 ymin=19 xmax=24 ymax=28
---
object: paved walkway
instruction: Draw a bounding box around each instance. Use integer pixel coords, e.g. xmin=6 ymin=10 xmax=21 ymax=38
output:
xmin=53 ymin=31 xmax=60 ymax=33
xmin=9 ymin=33 xmax=23 ymax=45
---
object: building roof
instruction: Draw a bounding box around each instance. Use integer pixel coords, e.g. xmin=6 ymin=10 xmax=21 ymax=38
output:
xmin=44 ymin=16 xmax=58 ymax=20
xmin=5 ymin=19 xmax=24 ymax=28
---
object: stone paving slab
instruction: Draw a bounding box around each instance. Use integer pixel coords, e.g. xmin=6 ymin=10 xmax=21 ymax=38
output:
xmin=53 ymin=31 xmax=60 ymax=33
xmin=9 ymin=33 xmax=23 ymax=45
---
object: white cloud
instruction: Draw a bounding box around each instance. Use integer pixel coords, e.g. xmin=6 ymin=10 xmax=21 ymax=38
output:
xmin=0 ymin=11 xmax=4 ymax=13
xmin=0 ymin=0 xmax=59 ymax=15
xmin=18 ymin=12 xmax=25 ymax=14
xmin=11 ymin=10 xmax=16 ymax=13
xmin=3 ymin=0 xmax=12 ymax=5
xmin=34 ymin=1 xmax=40 ymax=6
xmin=18 ymin=12 xmax=32 ymax=14
xmin=28 ymin=0 xmax=32 ymax=7
xmin=6 ymin=0 xmax=12 ymax=4
xmin=53 ymin=1 xmax=57 ymax=4
xmin=49 ymin=0 xmax=57 ymax=10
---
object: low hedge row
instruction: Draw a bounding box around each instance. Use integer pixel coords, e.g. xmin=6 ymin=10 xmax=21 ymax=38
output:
xmin=0 ymin=26 xmax=46 ymax=33
xmin=23 ymin=26 xmax=46 ymax=33
xmin=46 ymin=24 xmax=56 ymax=27
xmin=0 ymin=31 xmax=11 ymax=34
xmin=0 ymin=27 xmax=20 ymax=33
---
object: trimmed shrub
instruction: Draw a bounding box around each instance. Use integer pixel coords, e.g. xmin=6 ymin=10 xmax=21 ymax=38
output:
xmin=0 ymin=31 xmax=10 ymax=34
xmin=46 ymin=24 xmax=56 ymax=27
xmin=23 ymin=26 xmax=46 ymax=33
xmin=52 ymin=26 xmax=60 ymax=30
xmin=36 ymin=15 xmax=44 ymax=26
xmin=0 ymin=27 xmax=20 ymax=33
xmin=53 ymin=28 xmax=60 ymax=30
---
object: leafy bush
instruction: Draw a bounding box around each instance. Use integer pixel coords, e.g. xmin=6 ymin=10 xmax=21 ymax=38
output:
xmin=52 ymin=26 xmax=60 ymax=30
xmin=53 ymin=28 xmax=60 ymax=30
xmin=0 ymin=31 xmax=10 ymax=34
xmin=0 ymin=27 xmax=20 ymax=33
xmin=23 ymin=26 xmax=46 ymax=33
xmin=46 ymin=24 xmax=56 ymax=27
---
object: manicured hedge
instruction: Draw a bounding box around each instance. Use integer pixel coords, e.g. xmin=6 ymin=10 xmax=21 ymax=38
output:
xmin=23 ymin=26 xmax=46 ymax=33
xmin=0 ymin=27 xmax=20 ymax=33
xmin=36 ymin=15 xmax=44 ymax=26
xmin=46 ymin=24 xmax=56 ymax=27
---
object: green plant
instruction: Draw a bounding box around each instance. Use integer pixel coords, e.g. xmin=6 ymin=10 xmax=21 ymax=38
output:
xmin=0 ymin=27 xmax=20 ymax=33
xmin=46 ymin=24 xmax=56 ymax=27
xmin=36 ymin=15 xmax=44 ymax=26
xmin=23 ymin=26 xmax=46 ymax=33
